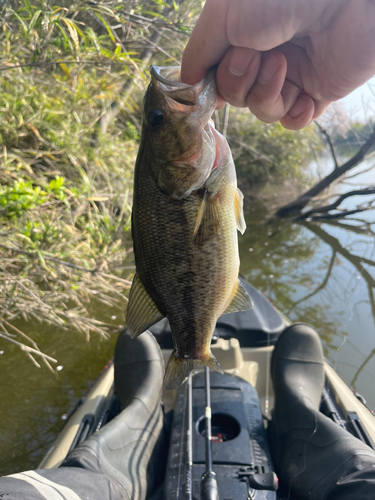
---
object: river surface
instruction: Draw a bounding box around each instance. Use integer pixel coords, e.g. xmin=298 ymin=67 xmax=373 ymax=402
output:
xmin=1 ymin=159 xmax=375 ymax=476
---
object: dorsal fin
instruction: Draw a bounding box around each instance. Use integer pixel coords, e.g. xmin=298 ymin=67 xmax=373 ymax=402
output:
xmin=193 ymin=191 xmax=221 ymax=246
xmin=234 ymin=188 xmax=246 ymax=234
xmin=224 ymin=279 xmax=254 ymax=314
xmin=125 ymin=273 xmax=164 ymax=338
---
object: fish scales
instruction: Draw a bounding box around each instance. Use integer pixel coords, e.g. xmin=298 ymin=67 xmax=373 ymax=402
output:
xmin=133 ymin=157 xmax=238 ymax=345
xmin=126 ymin=66 xmax=253 ymax=389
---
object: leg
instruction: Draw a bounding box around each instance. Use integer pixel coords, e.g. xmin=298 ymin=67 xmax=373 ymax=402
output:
xmin=269 ymin=323 xmax=375 ymax=500
xmin=0 ymin=467 xmax=125 ymax=500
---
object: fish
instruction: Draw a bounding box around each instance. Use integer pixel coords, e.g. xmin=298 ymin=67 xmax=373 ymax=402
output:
xmin=126 ymin=65 xmax=253 ymax=389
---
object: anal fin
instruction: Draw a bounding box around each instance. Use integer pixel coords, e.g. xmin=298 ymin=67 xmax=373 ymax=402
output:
xmin=125 ymin=273 xmax=164 ymax=338
xmin=224 ymin=279 xmax=254 ymax=314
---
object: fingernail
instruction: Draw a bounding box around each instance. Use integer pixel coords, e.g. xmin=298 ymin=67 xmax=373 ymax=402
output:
xmin=257 ymin=53 xmax=280 ymax=84
xmin=229 ymin=48 xmax=256 ymax=76
xmin=289 ymin=98 xmax=306 ymax=118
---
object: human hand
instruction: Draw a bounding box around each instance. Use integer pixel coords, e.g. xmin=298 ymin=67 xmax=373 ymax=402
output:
xmin=181 ymin=0 xmax=375 ymax=130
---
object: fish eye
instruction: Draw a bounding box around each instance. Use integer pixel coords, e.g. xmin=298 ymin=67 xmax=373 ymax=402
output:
xmin=147 ymin=108 xmax=163 ymax=128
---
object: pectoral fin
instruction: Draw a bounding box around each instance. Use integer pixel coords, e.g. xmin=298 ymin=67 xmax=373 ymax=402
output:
xmin=126 ymin=273 xmax=164 ymax=338
xmin=234 ymin=188 xmax=246 ymax=234
xmin=224 ymin=280 xmax=254 ymax=314
xmin=193 ymin=191 xmax=221 ymax=246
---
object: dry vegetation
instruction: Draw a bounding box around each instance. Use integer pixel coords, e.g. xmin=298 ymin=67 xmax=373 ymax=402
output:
xmin=0 ymin=0 xmax=316 ymax=366
xmin=0 ymin=0 xmax=199 ymax=364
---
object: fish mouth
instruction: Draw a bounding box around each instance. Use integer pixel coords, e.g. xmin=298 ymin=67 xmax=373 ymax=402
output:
xmin=150 ymin=65 xmax=217 ymax=107
xmin=150 ymin=65 xmax=220 ymax=186
xmin=150 ymin=66 xmax=193 ymax=89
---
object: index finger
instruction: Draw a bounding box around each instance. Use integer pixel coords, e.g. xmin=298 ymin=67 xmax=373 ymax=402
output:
xmin=180 ymin=0 xmax=230 ymax=85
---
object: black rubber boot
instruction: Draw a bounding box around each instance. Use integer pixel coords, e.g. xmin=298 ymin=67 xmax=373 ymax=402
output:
xmin=62 ymin=330 xmax=166 ymax=500
xmin=269 ymin=323 xmax=375 ymax=500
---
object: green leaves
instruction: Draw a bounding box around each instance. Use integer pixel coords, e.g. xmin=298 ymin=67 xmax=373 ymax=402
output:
xmin=0 ymin=179 xmax=46 ymax=218
xmin=92 ymin=12 xmax=116 ymax=44
xmin=226 ymin=108 xmax=317 ymax=185
xmin=22 ymin=0 xmax=33 ymax=16
xmin=8 ymin=9 xmax=30 ymax=40
xmin=28 ymin=10 xmax=42 ymax=32
xmin=0 ymin=177 xmax=67 ymax=218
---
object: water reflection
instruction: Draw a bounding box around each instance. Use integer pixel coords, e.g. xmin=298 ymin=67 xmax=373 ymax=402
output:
xmin=240 ymin=202 xmax=375 ymax=410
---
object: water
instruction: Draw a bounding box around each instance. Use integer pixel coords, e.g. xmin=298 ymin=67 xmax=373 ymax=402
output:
xmin=0 ymin=320 xmax=119 ymax=476
xmin=0 ymin=168 xmax=375 ymax=476
xmin=240 ymin=202 xmax=375 ymax=410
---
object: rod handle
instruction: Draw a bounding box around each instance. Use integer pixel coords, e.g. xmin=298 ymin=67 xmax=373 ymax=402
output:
xmin=200 ymin=471 xmax=219 ymax=500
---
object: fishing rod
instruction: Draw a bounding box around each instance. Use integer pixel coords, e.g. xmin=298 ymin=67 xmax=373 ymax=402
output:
xmin=185 ymin=372 xmax=193 ymax=500
xmin=200 ymin=366 xmax=219 ymax=500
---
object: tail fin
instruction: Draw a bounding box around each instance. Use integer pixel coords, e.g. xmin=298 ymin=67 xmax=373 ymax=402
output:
xmin=163 ymin=351 xmax=223 ymax=390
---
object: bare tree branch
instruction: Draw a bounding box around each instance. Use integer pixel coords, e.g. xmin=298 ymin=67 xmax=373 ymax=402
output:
xmin=306 ymin=207 xmax=372 ymax=221
xmin=0 ymin=332 xmax=57 ymax=363
xmin=287 ymin=249 xmax=336 ymax=313
xmin=351 ymin=345 xmax=375 ymax=388
xmin=294 ymin=187 xmax=375 ymax=221
xmin=323 ymin=219 xmax=375 ymax=237
xmin=304 ymin=223 xmax=375 ymax=288
xmin=276 ymin=127 xmax=375 ymax=218
xmin=0 ymin=243 xmax=97 ymax=273
xmin=316 ymin=121 xmax=339 ymax=169
xmin=0 ymin=244 xmax=133 ymax=283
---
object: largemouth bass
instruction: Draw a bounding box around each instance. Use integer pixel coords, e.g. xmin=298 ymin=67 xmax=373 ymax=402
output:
xmin=126 ymin=66 xmax=253 ymax=389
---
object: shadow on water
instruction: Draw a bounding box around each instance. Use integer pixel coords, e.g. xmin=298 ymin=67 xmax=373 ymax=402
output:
xmin=240 ymin=199 xmax=375 ymax=411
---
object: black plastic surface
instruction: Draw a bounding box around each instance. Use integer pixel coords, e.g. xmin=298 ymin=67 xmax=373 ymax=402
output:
xmin=150 ymin=278 xmax=286 ymax=348
xmin=320 ymin=384 xmax=375 ymax=450
xmin=163 ymin=371 xmax=277 ymax=500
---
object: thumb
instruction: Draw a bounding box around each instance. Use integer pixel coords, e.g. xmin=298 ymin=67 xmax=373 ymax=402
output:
xmin=180 ymin=0 xmax=229 ymax=85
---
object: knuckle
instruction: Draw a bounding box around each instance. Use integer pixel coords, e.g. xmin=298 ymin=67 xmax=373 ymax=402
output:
xmin=249 ymin=107 xmax=280 ymax=124
xmin=217 ymin=79 xmax=247 ymax=109
xmin=246 ymin=96 xmax=284 ymax=124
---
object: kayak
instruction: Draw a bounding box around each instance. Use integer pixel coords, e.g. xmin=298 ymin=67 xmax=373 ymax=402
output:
xmin=39 ymin=278 xmax=375 ymax=498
